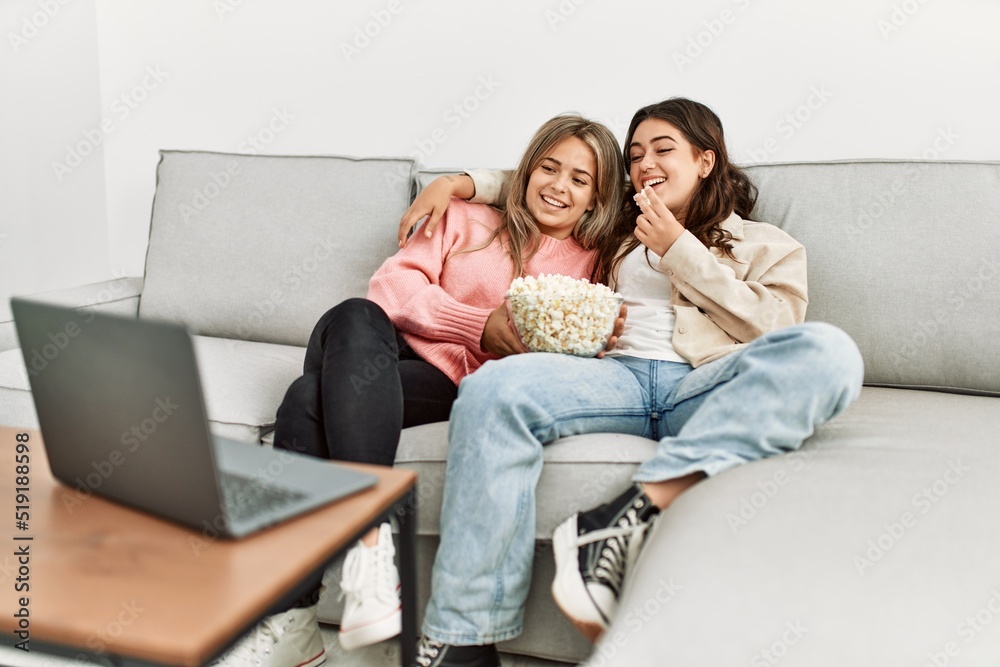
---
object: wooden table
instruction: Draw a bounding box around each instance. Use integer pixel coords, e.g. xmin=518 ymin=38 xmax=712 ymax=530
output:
xmin=0 ymin=426 xmax=418 ymax=666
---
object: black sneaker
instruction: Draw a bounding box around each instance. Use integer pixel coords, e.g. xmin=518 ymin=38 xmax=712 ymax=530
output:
xmin=413 ymin=637 xmax=500 ymax=667
xmin=551 ymin=484 xmax=659 ymax=641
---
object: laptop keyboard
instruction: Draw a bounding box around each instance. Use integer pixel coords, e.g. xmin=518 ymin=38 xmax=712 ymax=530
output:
xmin=219 ymin=471 xmax=308 ymax=524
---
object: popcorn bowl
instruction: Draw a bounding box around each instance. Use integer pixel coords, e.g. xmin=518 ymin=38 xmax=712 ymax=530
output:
xmin=505 ymin=292 xmax=624 ymax=357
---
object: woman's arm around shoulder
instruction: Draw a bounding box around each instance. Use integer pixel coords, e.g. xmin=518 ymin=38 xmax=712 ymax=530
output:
xmin=372 ymin=199 xmax=503 ymax=349
xmin=397 ymin=169 xmax=513 ymax=246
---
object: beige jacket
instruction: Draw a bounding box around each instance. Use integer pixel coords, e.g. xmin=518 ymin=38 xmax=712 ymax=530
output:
xmin=467 ymin=169 xmax=808 ymax=367
xmin=655 ymin=214 xmax=807 ymax=367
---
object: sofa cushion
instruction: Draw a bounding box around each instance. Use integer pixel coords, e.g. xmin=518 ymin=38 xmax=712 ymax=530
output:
xmin=597 ymin=386 xmax=1000 ymax=666
xmin=1 ymin=278 xmax=146 ymax=430
xmin=0 ymin=336 xmax=304 ymax=442
xmin=191 ymin=335 xmax=305 ymax=443
xmin=415 ymin=168 xmax=455 ymax=194
xmin=393 ymin=421 xmax=658 ymax=538
xmin=746 ymin=160 xmax=1000 ymax=396
xmin=140 ymin=151 xmax=416 ymax=347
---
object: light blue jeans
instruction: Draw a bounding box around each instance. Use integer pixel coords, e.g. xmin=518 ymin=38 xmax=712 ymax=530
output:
xmin=422 ymin=323 xmax=864 ymax=645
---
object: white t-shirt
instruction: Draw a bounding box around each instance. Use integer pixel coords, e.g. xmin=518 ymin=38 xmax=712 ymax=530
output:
xmin=606 ymin=245 xmax=688 ymax=363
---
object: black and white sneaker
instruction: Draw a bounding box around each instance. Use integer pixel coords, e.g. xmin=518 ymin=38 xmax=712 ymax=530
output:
xmin=412 ymin=636 xmax=500 ymax=667
xmin=551 ymin=485 xmax=659 ymax=641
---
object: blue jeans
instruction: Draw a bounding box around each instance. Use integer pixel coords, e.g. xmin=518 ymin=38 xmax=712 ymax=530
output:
xmin=422 ymin=322 xmax=864 ymax=644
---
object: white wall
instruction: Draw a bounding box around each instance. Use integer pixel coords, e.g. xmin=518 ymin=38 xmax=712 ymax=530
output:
xmin=0 ymin=0 xmax=110 ymax=313
xmin=4 ymin=0 xmax=999 ymax=300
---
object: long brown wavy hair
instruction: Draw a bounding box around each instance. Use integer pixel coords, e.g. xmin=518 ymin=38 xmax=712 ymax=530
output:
xmin=593 ymin=98 xmax=758 ymax=285
xmin=458 ymin=114 xmax=624 ymax=281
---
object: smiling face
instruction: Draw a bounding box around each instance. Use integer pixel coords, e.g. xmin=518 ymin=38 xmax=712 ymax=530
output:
xmin=525 ymin=136 xmax=597 ymax=240
xmin=627 ymin=118 xmax=715 ymax=222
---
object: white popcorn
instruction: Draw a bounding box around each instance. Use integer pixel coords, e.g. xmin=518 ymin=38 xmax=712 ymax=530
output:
xmin=506 ymin=274 xmax=623 ymax=356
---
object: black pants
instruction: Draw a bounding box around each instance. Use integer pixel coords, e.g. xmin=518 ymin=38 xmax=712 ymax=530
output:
xmin=273 ymin=298 xmax=458 ymax=466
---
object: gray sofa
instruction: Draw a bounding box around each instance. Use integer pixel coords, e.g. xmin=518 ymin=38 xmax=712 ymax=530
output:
xmin=2 ymin=152 xmax=998 ymax=666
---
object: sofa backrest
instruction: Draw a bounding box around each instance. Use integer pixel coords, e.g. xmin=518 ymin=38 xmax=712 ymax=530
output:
xmin=139 ymin=155 xmax=999 ymax=395
xmin=139 ymin=151 xmax=416 ymax=347
xmin=747 ymin=160 xmax=1000 ymax=396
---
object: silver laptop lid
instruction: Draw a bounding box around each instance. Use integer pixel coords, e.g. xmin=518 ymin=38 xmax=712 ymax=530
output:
xmin=12 ymin=298 xmax=226 ymax=527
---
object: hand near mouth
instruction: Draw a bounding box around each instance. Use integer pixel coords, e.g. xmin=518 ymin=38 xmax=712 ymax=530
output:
xmin=632 ymin=185 xmax=685 ymax=256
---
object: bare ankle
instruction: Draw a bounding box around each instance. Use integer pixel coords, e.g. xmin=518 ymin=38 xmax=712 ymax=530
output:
xmin=360 ymin=526 xmax=380 ymax=547
xmin=640 ymin=472 xmax=706 ymax=510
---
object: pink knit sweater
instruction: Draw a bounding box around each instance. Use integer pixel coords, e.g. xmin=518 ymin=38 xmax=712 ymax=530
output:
xmin=367 ymin=198 xmax=596 ymax=384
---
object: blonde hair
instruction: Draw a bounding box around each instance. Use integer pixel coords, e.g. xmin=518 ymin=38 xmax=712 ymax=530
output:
xmin=465 ymin=114 xmax=624 ymax=280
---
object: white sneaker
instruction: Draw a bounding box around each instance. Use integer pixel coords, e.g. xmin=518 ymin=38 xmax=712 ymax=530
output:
xmin=338 ymin=522 xmax=402 ymax=650
xmin=210 ymin=604 xmax=325 ymax=667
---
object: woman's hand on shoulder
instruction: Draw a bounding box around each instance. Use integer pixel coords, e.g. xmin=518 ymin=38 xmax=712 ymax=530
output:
xmin=481 ymin=304 xmax=528 ymax=357
xmin=397 ymin=174 xmax=475 ymax=248
xmin=633 ymin=185 xmax=685 ymax=257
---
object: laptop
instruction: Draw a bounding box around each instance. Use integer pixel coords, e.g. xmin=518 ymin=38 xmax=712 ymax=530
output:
xmin=11 ymin=298 xmax=377 ymax=538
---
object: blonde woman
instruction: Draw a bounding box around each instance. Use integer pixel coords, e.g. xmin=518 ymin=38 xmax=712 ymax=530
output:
xmin=213 ymin=114 xmax=625 ymax=667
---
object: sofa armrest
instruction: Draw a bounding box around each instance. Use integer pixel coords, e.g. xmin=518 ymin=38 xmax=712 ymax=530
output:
xmin=1 ymin=277 xmax=144 ymax=352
